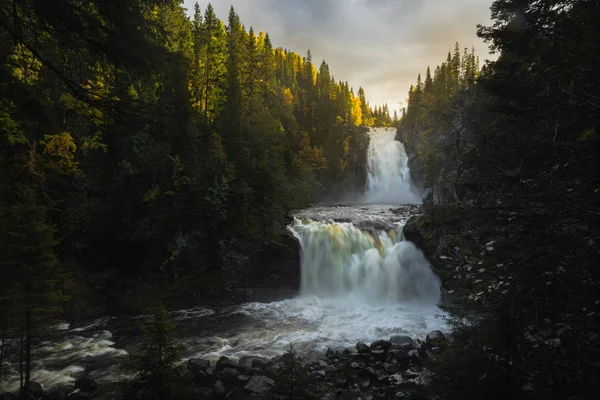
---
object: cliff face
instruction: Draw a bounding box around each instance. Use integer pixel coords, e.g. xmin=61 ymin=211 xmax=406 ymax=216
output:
xmin=396 ymin=128 xmax=426 ymax=195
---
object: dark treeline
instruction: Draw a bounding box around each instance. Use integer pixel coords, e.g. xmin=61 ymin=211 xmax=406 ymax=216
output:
xmin=401 ymin=0 xmax=599 ymax=399
xmin=0 ymin=0 xmax=394 ymax=392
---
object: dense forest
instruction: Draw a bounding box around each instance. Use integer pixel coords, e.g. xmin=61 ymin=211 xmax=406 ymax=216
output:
xmin=0 ymin=0 xmax=395 ymax=390
xmin=400 ymin=0 xmax=600 ymax=398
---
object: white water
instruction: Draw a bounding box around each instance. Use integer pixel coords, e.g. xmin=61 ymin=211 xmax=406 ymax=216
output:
xmin=289 ymin=219 xmax=440 ymax=305
xmin=364 ymin=127 xmax=420 ymax=204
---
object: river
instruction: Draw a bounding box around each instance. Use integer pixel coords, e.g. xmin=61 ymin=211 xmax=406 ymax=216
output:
xmin=0 ymin=128 xmax=447 ymax=393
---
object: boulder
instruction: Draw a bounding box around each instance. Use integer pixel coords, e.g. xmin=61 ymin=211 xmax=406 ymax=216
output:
xmin=251 ymin=356 xmax=272 ymax=370
xmin=407 ymin=349 xmax=420 ymax=362
xmin=75 ymin=374 xmax=97 ymax=393
xmin=194 ymin=370 xmax=211 ymax=386
xmin=370 ymin=349 xmax=386 ymax=360
xmin=216 ymin=356 xmax=240 ymax=371
xmin=390 ymin=335 xmax=413 ymax=350
xmin=225 ymin=388 xmax=249 ymax=400
xmin=187 ymin=358 xmax=210 ymax=374
xmin=356 ymin=341 xmax=370 ymax=353
xmin=244 ymin=375 xmax=274 ymax=395
xmin=212 ymin=381 xmax=226 ymax=398
xmin=23 ymin=382 xmax=44 ymax=399
xmin=369 ymin=339 xmax=391 ymax=352
xmin=389 ymin=373 xmax=404 ymax=386
xmin=215 ymin=368 xmax=240 ymax=387
xmin=387 ymin=349 xmax=410 ymax=366
xmin=426 ymin=330 xmax=446 ymax=343
xmin=43 ymin=388 xmax=68 ymax=400
xmin=237 ymin=356 xmax=254 ymax=370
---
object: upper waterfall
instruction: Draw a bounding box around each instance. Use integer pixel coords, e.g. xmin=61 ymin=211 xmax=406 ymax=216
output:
xmin=364 ymin=127 xmax=420 ymax=204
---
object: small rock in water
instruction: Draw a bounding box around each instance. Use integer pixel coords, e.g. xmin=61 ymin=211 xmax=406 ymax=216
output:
xmin=407 ymin=349 xmax=420 ymax=361
xmin=370 ymin=339 xmax=391 ymax=351
xmin=371 ymin=349 xmax=386 ymax=360
xmin=318 ymin=360 xmax=329 ymax=368
xmin=356 ymin=341 xmax=370 ymax=353
xmin=390 ymin=335 xmax=413 ymax=349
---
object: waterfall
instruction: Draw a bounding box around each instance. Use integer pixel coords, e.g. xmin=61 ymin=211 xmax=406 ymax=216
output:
xmin=289 ymin=218 xmax=441 ymax=305
xmin=364 ymin=127 xmax=420 ymax=204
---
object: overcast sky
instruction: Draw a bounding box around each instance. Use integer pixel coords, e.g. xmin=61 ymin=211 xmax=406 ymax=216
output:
xmin=183 ymin=0 xmax=494 ymax=114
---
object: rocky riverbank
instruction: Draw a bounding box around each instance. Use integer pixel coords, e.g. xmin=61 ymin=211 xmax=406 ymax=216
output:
xmin=0 ymin=330 xmax=447 ymax=400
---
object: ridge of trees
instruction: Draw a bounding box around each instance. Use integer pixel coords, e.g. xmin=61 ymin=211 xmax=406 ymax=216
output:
xmin=0 ymin=0 xmax=392 ymax=393
xmin=400 ymin=1 xmax=600 ymax=398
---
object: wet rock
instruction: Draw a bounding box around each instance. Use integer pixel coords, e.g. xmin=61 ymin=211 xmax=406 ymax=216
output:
xmin=389 ymin=373 xmax=404 ymax=386
xmin=251 ymin=356 xmax=272 ymax=370
xmin=370 ymin=349 xmax=386 ymax=360
xmin=356 ymin=341 xmax=370 ymax=353
xmin=305 ymin=350 xmax=324 ymax=363
xmin=426 ymin=330 xmax=446 ymax=343
xmin=318 ymin=360 xmax=329 ymax=368
xmin=67 ymin=392 xmax=94 ymax=400
xmin=187 ymin=358 xmax=210 ymax=374
xmin=370 ymin=339 xmax=391 ymax=352
xmin=325 ymin=365 xmax=338 ymax=373
xmin=0 ymin=393 xmax=17 ymax=400
xmin=194 ymin=370 xmax=211 ymax=386
xmin=387 ymin=349 xmax=410 ymax=366
xmin=359 ymin=377 xmax=371 ymax=388
xmin=75 ymin=374 xmax=97 ymax=393
xmin=244 ymin=375 xmax=274 ymax=395
xmin=390 ymin=335 xmax=413 ymax=350
xmin=407 ymin=349 xmax=420 ymax=361
xmin=206 ymin=367 xmax=214 ymax=377
xmin=24 ymin=382 xmax=44 ymax=399
xmin=340 ymin=391 xmax=374 ymax=400
xmin=238 ymin=356 xmax=254 ymax=370
xmin=43 ymin=388 xmax=68 ymax=400
xmin=383 ymin=363 xmax=397 ymax=373
xmin=213 ymin=381 xmax=226 ymax=398
xmin=216 ymin=367 xmax=239 ymax=386
xmin=430 ymin=346 xmax=442 ymax=354
xmin=226 ymin=388 xmax=249 ymax=400
xmin=216 ymin=356 xmax=240 ymax=371
xmin=412 ymin=339 xmax=424 ymax=350
xmin=375 ymin=370 xmax=389 ymax=382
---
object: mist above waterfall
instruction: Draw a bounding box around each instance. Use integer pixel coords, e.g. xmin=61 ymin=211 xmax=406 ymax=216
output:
xmin=363 ymin=127 xmax=421 ymax=204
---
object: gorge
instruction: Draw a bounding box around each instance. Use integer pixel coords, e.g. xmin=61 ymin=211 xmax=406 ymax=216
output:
xmin=0 ymin=128 xmax=444 ymax=396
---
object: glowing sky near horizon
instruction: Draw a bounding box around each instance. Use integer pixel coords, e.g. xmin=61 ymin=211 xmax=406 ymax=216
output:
xmin=183 ymin=0 xmax=494 ymax=114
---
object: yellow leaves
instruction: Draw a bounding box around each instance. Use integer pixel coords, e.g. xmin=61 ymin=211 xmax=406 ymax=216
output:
xmin=9 ymin=43 xmax=42 ymax=85
xmin=350 ymin=95 xmax=363 ymax=126
xmin=282 ymin=87 xmax=294 ymax=108
xmin=41 ymin=132 xmax=79 ymax=175
xmin=297 ymin=146 xmax=327 ymax=172
xmin=81 ymin=132 xmax=108 ymax=154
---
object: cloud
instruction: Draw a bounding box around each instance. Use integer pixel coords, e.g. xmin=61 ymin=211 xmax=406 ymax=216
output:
xmin=184 ymin=0 xmax=494 ymax=112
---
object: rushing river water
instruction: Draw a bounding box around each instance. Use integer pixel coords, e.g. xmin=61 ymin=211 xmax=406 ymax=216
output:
xmin=0 ymin=128 xmax=446 ymax=393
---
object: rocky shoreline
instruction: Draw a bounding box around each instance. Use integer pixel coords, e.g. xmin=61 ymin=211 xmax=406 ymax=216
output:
xmin=0 ymin=330 xmax=447 ymax=400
